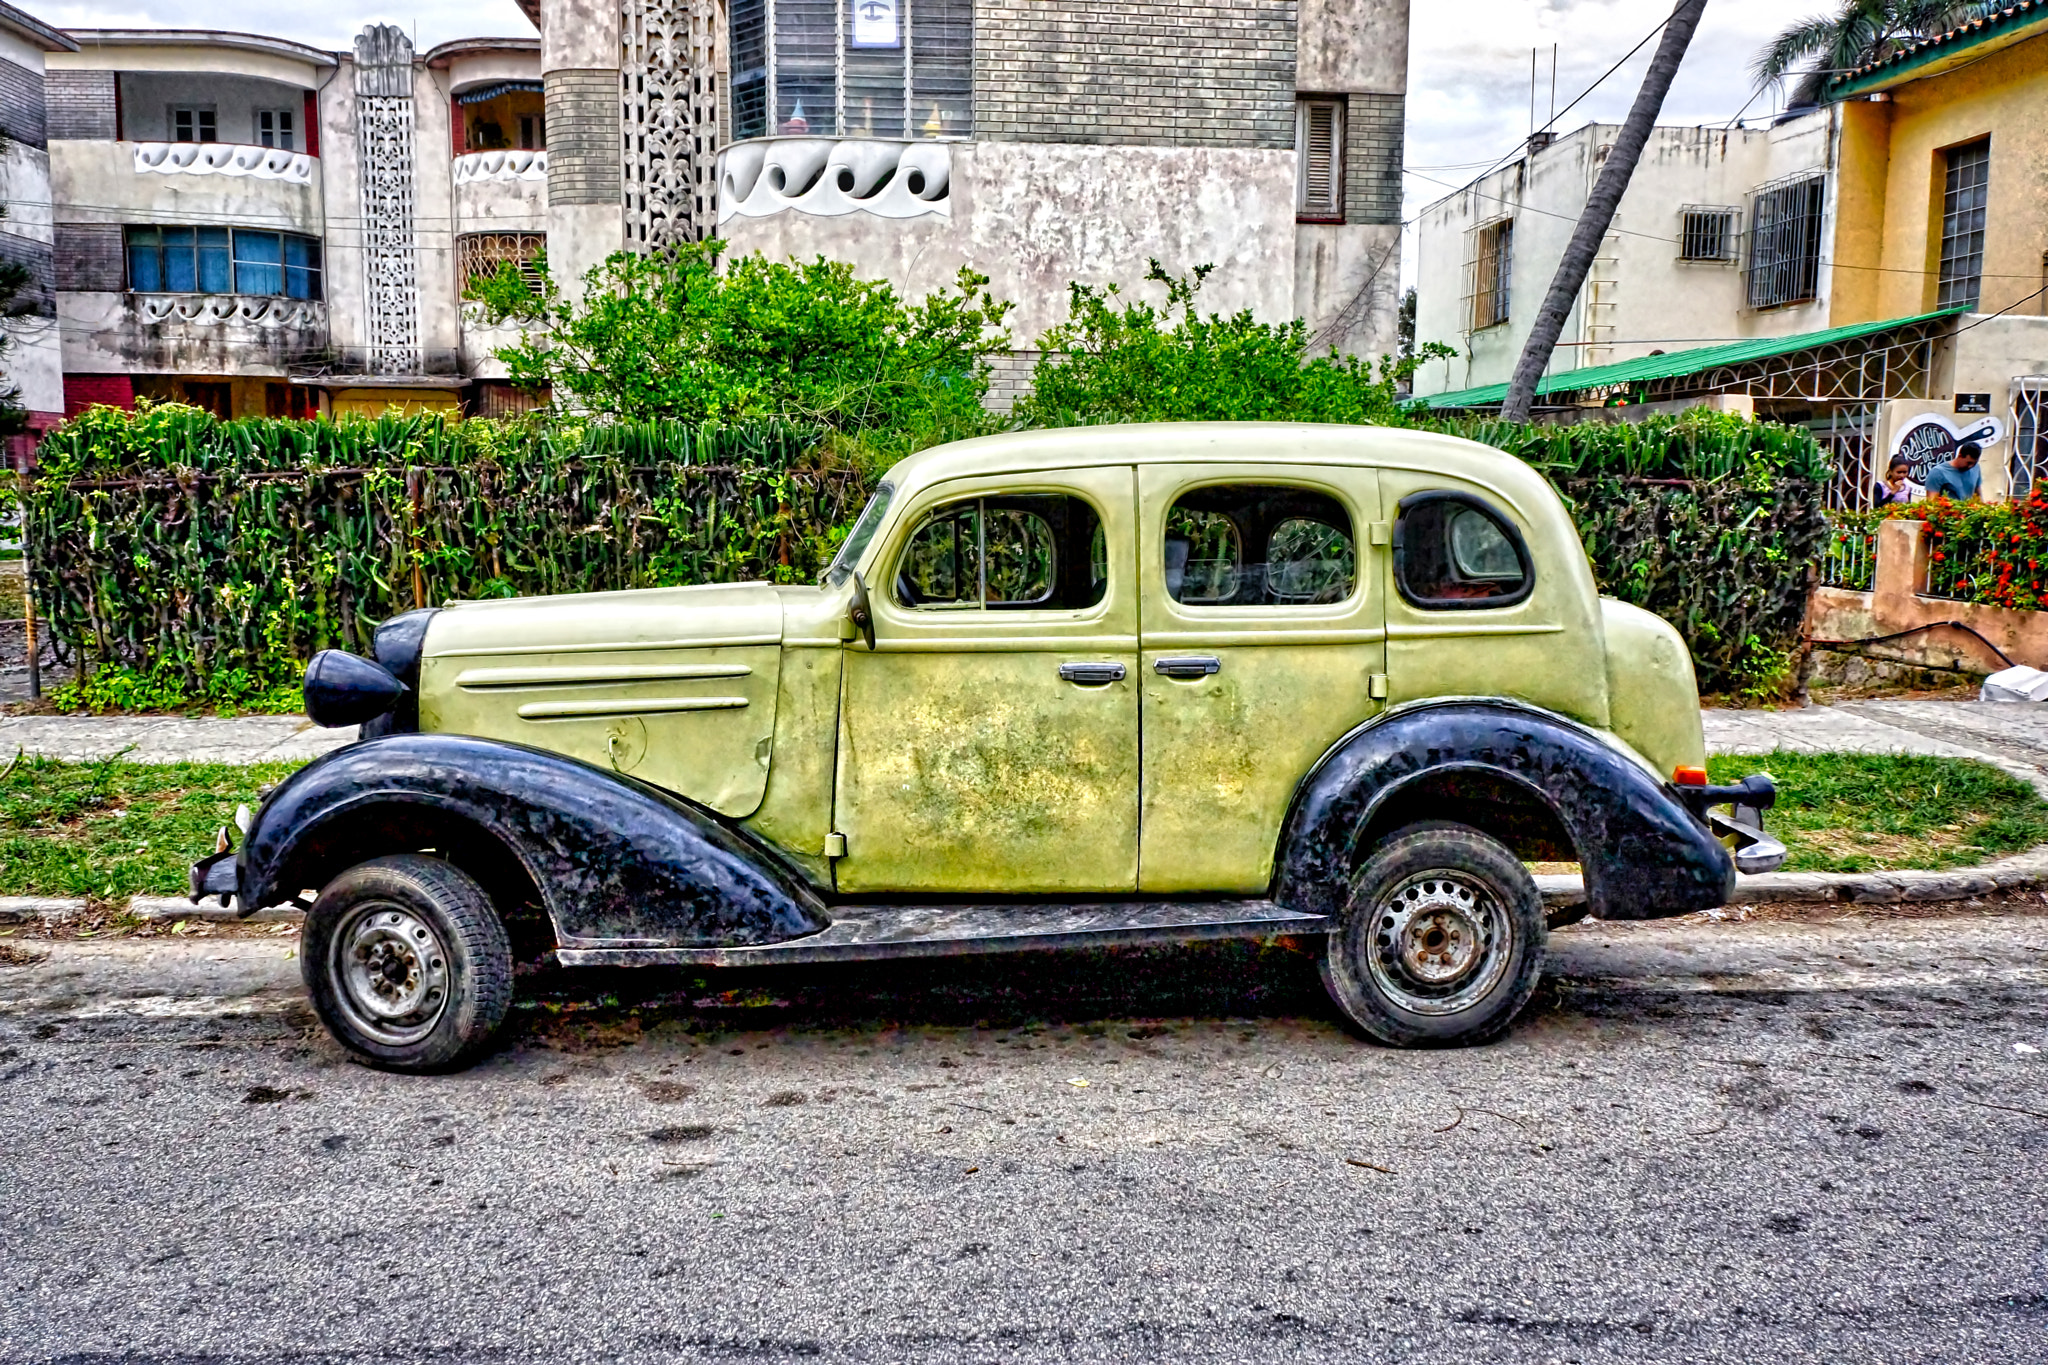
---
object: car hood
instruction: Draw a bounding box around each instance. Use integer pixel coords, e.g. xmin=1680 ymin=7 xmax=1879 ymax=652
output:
xmin=423 ymin=580 xmax=785 ymax=658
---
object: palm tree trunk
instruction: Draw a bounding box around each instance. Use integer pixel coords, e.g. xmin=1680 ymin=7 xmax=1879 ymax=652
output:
xmin=1499 ymin=0 xmax=1712 ymax=422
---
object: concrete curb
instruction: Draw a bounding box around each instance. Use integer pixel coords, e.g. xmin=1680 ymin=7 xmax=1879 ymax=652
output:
xmin=1534 ymin=844 xmax=2048 ymax=908
xmin=0 ymin=896 xmax=302 ymax=925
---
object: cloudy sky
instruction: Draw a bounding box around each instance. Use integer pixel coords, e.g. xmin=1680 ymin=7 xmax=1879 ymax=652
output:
xmin=37 ymin=0 xmax=1819 ymax=273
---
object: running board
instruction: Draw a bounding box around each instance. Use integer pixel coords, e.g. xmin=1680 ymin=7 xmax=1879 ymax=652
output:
xmin=554 ymin=900 xmax=1333 ymax=968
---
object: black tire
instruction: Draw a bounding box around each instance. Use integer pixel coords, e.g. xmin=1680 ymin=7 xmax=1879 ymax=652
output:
xmin=1320 ymin=822 xmax=1545 ymax=1048
xmin=301 ymin=854 xmax=513 ymax=1073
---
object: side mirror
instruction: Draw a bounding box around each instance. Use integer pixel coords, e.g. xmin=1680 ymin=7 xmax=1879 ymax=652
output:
xmin=848 ymin=571 xmax=876 ymax=651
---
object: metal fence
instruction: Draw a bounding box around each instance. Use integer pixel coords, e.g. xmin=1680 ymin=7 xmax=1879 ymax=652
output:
xmin=1818 ymin=514 xmax=1877 ymax=591
xmin=1922 ymin=525 xmax=1995 ymax=602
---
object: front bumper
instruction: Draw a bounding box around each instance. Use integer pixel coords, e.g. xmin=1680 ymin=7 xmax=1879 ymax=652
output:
xmin=189 ymin=841 xmax=239 ymax=905
xmin=1678 ymin=774 xmax=1787 ymax=876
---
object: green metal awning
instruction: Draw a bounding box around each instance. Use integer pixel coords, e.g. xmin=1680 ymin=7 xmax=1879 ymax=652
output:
xmin=1423 ymin=308 xmax=1964 ymax=410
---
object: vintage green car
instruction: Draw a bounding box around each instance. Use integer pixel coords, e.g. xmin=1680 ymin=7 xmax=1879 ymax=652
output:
xmin=194 ymin=422 xmax=1781 ymax=1071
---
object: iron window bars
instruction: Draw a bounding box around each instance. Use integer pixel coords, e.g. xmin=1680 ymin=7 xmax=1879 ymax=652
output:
xmin=1937 ymin=139 xmax=1990 ymax=311
xmin=457 ymin=232 xmax=547 ymax=294
xmin=1678 ymin=205 xmax=1738 ymax=263
xmin=1747 ymin=175 xmax=1824 ymax=309
xmin=1471 ymin=218 xmax=1512 ymax=331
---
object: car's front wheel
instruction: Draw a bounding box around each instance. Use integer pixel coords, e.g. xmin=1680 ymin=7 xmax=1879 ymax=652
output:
xmin=301 ymin=854 xmax=513 ymax=1072
xmin=1320 ymin=822 xmax=1545 ymax=1047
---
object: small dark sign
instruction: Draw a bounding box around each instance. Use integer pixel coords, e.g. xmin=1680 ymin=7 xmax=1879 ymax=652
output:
xmin=1955 ymin=393 xmax=1992 ymax=414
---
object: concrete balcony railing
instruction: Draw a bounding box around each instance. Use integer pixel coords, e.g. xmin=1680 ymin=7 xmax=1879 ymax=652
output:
xmin=132 ymin=142 xmax=316 ymax=185
xmin=133 ymin=293 xmax=325 ymax=329
xmin=453 ymin=149 xmax=547 ymax=184
xmin=57 ymin=290 xmax=328 ymax=377
xmin=716 ymin=138 xmax=952 ymax=224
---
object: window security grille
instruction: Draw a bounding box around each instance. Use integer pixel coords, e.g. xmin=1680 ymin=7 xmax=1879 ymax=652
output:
xmin=257 ymin=109 xmax=295 ymax=151
xmin=458 ymin=232 xmax=547 ymax=293
xmin=2012 ymin=379 xmax=2048 ymax=499
xmin=1938 ymin=139 xmax=1990 ymax=311
xmin=1296 ymin=99 xmax=1344 ymax=222
xmin=727 ymin=0 xmax=972 ymax=140
xmin=170 ymin=107 xmax=217 ymax=143
xmin=1472 ymin=219 xmax=1512 ymax=330
xmin=1679 ymin=206 xmax=1737 ymax=262
xmin=1747 ymin=176 xmax=1824 ymax=309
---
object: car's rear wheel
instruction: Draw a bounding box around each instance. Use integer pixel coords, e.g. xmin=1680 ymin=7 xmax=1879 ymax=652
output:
xmin=1320 ymin=822 xmax=1545 ymax=1047
xmin=302 ymin=854 xmax=512 ymax=1073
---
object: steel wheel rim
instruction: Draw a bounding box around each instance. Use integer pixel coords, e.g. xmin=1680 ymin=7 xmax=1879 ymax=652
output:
xmin=1363 ymin=871 xmax=1513 ymax=1016
xmin=329 ymin=901 xmax=451 ymax=1046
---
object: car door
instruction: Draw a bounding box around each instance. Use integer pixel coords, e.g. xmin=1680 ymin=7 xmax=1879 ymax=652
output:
xmin=832 ymin=465 xmax=1140 ymax=895
xmin=1136 ymin=465 xmax=1385 ymax=894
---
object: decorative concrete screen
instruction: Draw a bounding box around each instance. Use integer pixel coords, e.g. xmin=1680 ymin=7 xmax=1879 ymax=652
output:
xmin=622 ymin=0 xmax=721 ymax=248
xmin=727 ymin=0 xmax=972 ymax=141
xmin=355 ymin=24 xmax=422 ymax=375
xmin=717 ymin=138 xmax=949 ymax=222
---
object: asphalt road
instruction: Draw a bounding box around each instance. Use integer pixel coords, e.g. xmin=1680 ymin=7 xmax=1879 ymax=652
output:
xmin=2 ymin=907 xmax=2046 ymax=1364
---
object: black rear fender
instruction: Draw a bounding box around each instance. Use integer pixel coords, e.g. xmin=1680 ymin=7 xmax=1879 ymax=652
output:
xmin=1276 ymin=700 xmax=1733 ymax=921
xmin=238 ymin=733 xmax=828 ymax=948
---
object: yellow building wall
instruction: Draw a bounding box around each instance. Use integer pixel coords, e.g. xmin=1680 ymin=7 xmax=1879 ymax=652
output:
xmin=327 ymin=389 xmax=463 ymax=419
xmin=1832 ymin=31 xmax=2048 ymax=325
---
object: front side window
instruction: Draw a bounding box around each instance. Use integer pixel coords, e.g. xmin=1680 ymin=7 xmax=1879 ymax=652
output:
xmin=1164 ymin=484 xmax=1355 ymax=607
xmin=1937 ymin=138 xmax=1990 ymax=311
xmin=895 ymin=493 xmax=1105 ymax=611
xmin=125 ymin=227 xmax=323 ymax=300
xmin=1394 ymin=492 xmax=1532 ymax=609
xmin=823 ymin=482 xmax=895 ymax=588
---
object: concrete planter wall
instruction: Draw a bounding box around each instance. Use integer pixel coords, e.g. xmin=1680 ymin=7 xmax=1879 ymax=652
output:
xmin=1807 ymin=517 xmax=2048 ymax=673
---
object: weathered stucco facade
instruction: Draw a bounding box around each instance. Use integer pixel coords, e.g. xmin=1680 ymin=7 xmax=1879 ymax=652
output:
xmin=22 ymin=0 xmax=1411 ymax=421
xmin=0 ymin=5 xmax=76 ymax=439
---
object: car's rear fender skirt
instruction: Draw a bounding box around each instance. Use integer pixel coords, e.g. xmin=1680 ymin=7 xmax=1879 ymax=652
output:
xmin=1275 ymin=699 xmax=1734 ymax=921
xmin=237 ymin=733 xmax=829 ymax=947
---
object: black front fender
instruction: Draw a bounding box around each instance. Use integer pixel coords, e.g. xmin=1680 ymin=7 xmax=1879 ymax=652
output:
xmin=1275 ymin=700 xmax=1734 ymax=921
xmin=238 ymin=733 xmax=828 ymax=949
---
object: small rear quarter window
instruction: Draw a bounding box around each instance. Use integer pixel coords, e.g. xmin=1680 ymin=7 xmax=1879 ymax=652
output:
xmin=1394 ymin=492 xmax=1533 ymax=609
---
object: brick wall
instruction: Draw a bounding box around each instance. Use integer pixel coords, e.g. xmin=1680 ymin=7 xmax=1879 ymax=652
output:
xmin=546 ymin=70 xmax=621 ymax=205
xmin=0 ymin=57 xmax=45 ymax=148
xmin=1344 ymin=91 xmax=1402 ymax=226
xmin=46 ymin=70 xmax=116 ymax=141
xmin=974 ymin=0 xmax=1297 ymax=149
xmin=55 ymin=224 xmax=123 ymax=293
xmin=0 ymin=234 xmax=53 ymax=315
xmin=982 ymin=349 xmax=1041 ymax=413
xmin=64 ymin=374 xmax=135 ymax=417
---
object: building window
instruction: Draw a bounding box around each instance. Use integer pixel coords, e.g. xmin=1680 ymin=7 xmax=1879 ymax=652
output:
xmin=458 ymin=81 xmax=546 ymax=152
xmin=170 ymin=106 xmax=217 ymax=143
xmin=1679 ymin=205 xmax=1737 ymax=262
xmin=256 ymin=109 xmax=295 ymax=151
xmin=1746 ymin=175 xmax=1824 ymax=309
xmin=1295 ymin=98 xmax=1345 ymax=223
xmin=728 ymin=0 xmax=972 ymax=141
xmin=1470 ymin=218 xmax=1512 ymax=330
xmin=518 ymin=114 xmax=543 ymax=150
xmin=458 ymin=232 xmax=547 ymax=294
xmin=266 ymin=382 xmax=318 ymax=419
xmin=124 ymin=226 xmax=323 ymax=300
xmin=1937 ymin=138 xmax=1990 ymax=311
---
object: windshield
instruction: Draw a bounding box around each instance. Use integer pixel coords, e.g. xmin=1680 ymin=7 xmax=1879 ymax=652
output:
xmin=822 ymin=483 xmax=895 ymax=588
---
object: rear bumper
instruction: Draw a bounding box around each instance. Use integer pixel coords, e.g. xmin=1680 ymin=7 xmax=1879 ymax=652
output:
xmin=189 ymin=847 xmax=239 ymax=904
xmin=1677 ymin=773 xmax=1786 ymax=876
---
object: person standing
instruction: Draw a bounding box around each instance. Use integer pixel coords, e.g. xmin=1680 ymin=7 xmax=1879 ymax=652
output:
xmin=1922 ymin=442 xmax=1982 ymax=502
xmin=1874 ymin=456 xmax=1924 ymax=506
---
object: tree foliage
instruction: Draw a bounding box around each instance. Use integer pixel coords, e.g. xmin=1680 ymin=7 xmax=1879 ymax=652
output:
xmin=467 ymin=240 xmax=1012 ymax=462
xmin=1012 ymin=262 xmax=1454 ymax=429
xmin=1752 ymin=0 xmax=1988 ymax=105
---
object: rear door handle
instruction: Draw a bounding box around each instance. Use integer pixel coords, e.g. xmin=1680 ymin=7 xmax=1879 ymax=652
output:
xmin=1059 ymin=662 xmax=1126 ymax=686
xmin=1154 ymin=656 xmax=1221 ymax=679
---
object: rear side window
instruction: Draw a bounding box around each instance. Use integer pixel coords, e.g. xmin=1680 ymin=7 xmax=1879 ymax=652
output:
xmin=1394 ymin=491 xmax=1533 ymax=609
xmin=1164 ymin=484 xmax=1355 ymax=606
xmin=895 ymin=493 xmax=1106 ymax=610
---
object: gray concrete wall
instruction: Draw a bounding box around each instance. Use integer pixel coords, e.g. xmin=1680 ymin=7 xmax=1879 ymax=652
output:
xmin=974 ymin=0 xmax=1297 ymax=150
xmin=1296 ymin=0 xmax=1407 ymax=94
xmin=1294 ymin=221 xmax=1400 ymax=360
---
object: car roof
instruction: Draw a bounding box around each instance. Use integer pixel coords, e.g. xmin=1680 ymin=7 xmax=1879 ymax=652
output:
xmin=879 ymin=423 xmax=1562 ymax=523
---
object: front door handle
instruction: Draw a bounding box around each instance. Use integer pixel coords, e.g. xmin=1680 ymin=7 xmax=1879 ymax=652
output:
xmin=1059 ymin=662 xmax=1127 ymax=686
xmin=1154 ymin=656 xmax=1221 ymax=679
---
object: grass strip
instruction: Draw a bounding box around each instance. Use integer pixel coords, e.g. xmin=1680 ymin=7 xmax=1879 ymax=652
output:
xmin=1708 ymin=751 xmax=2048 ymax=874
xmin=0 ymin=754 xmax=303 ymax=902
xmin=0 ymin=751 xmax=2041 ymax=900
